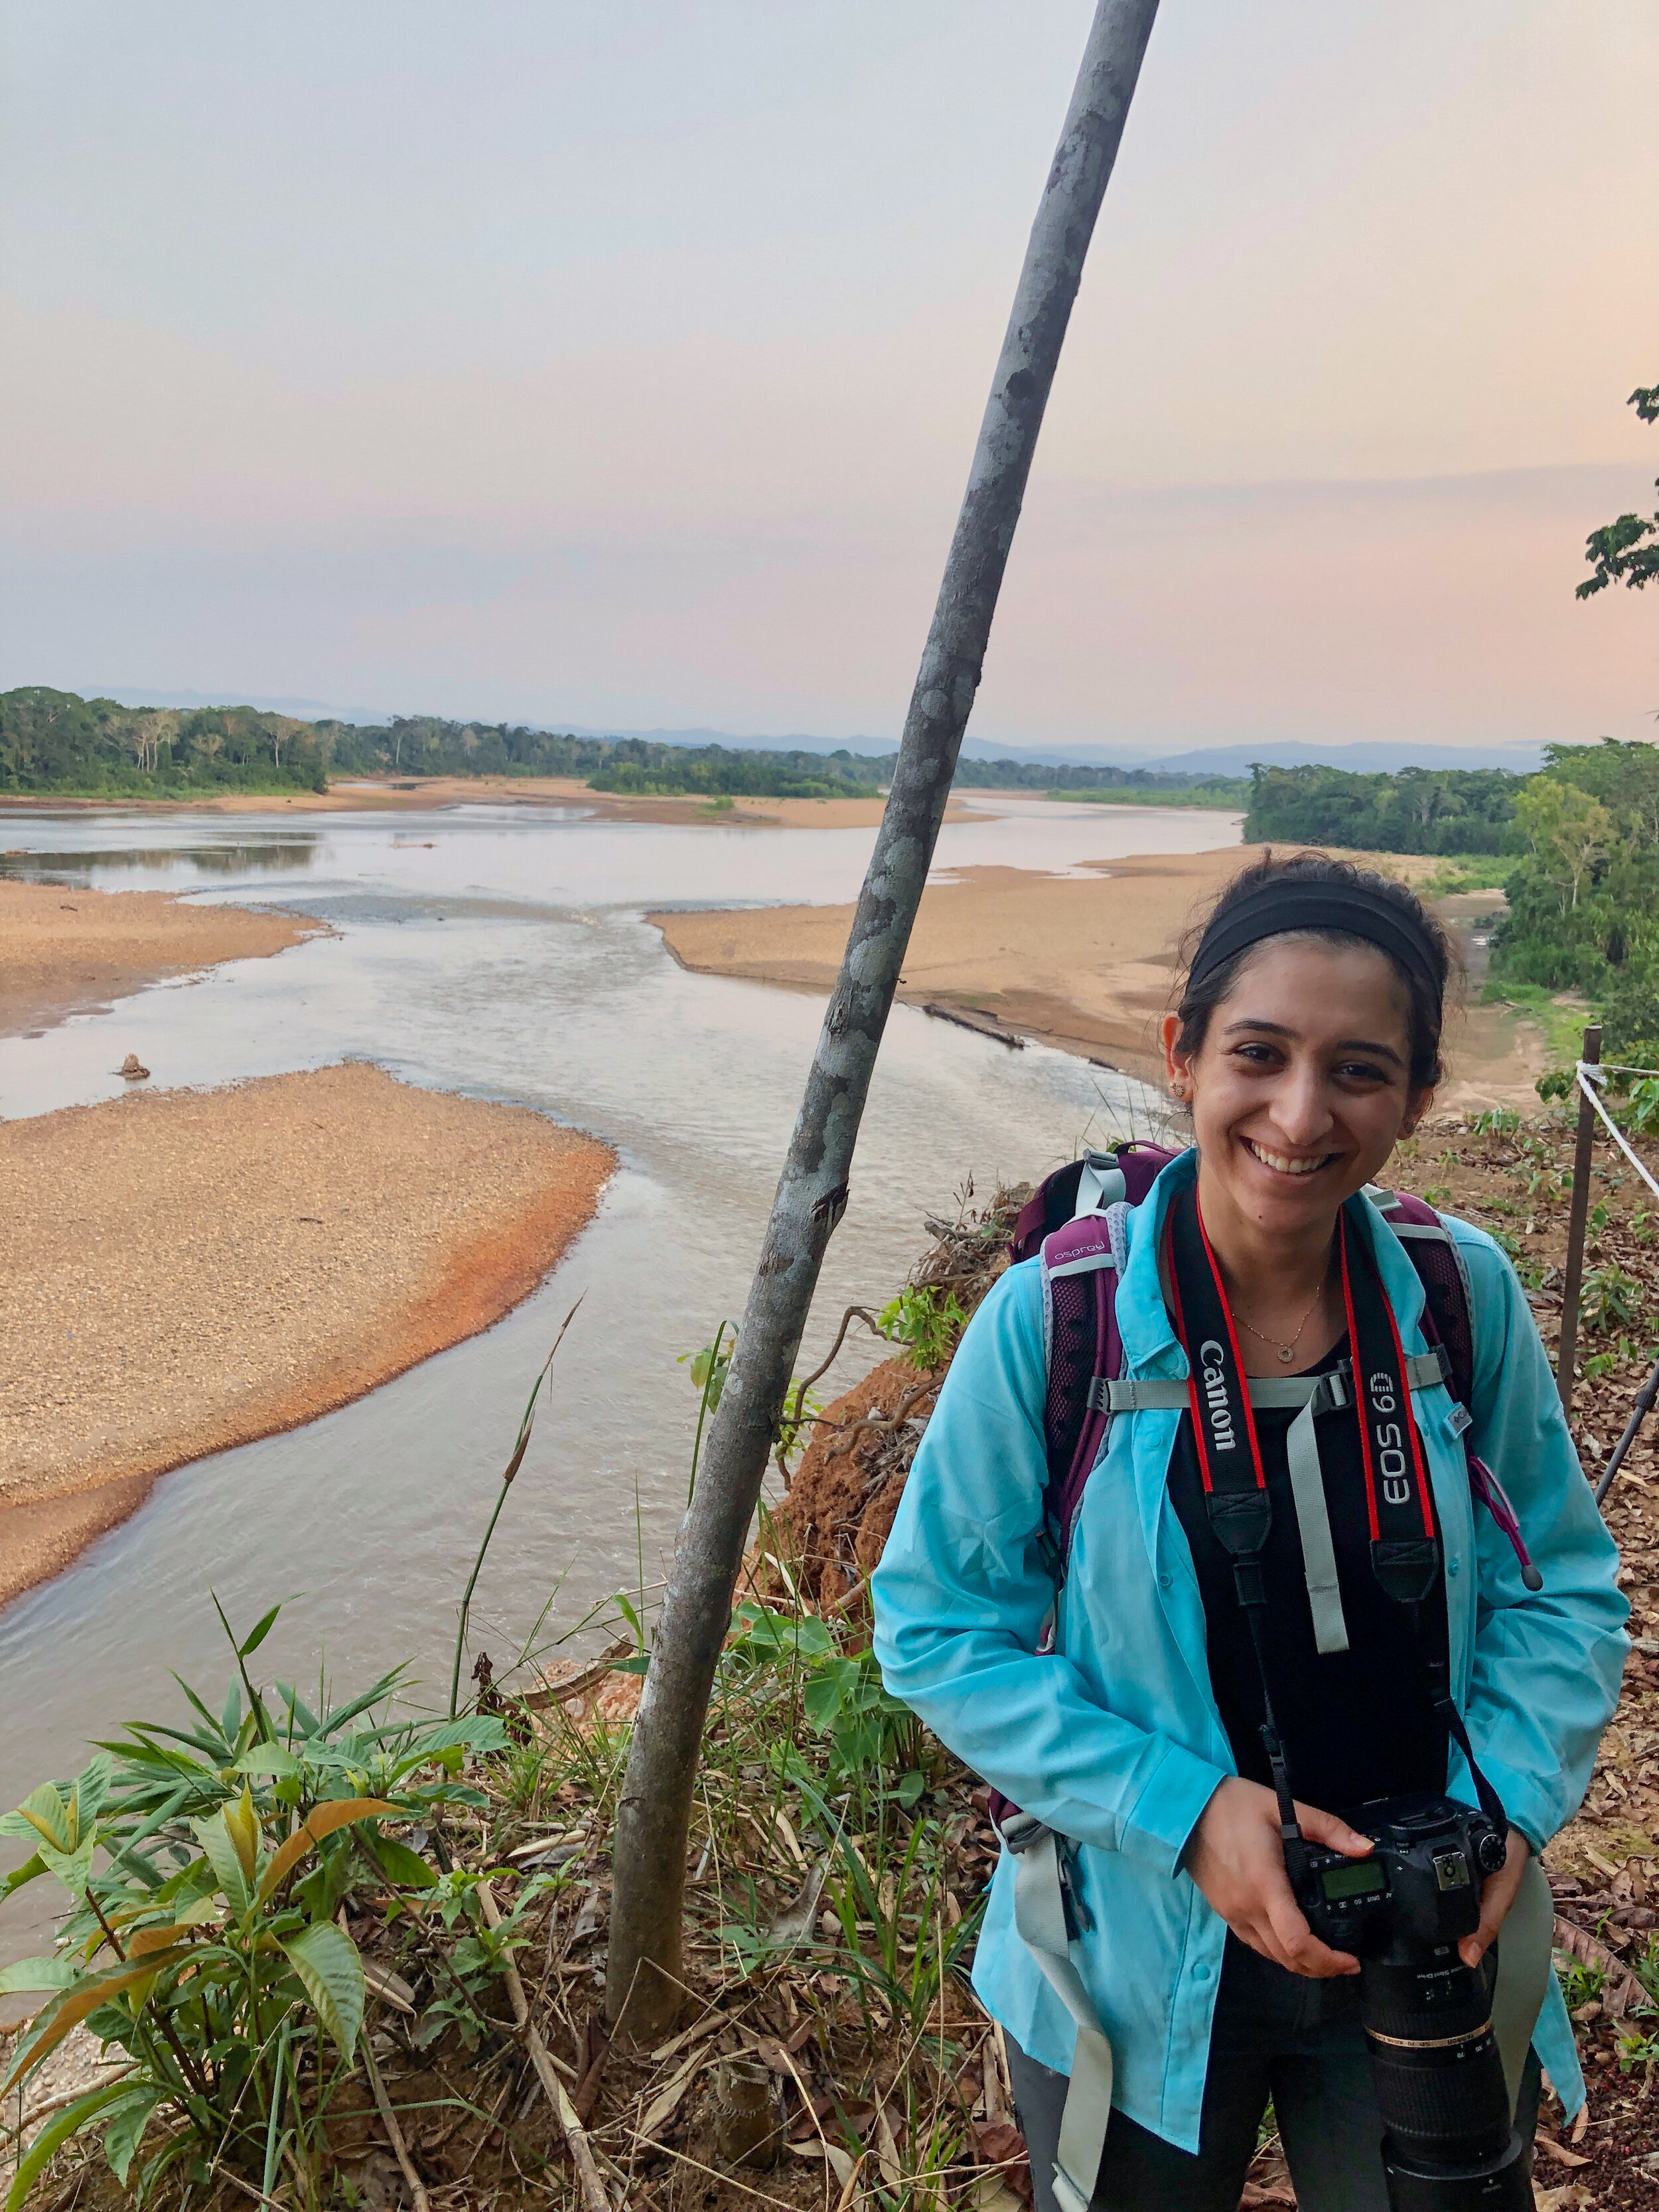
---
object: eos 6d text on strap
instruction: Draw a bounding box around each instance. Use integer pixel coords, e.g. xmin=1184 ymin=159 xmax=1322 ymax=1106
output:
xmin=1338 ymin=1214 xmax=1508 ymax=1835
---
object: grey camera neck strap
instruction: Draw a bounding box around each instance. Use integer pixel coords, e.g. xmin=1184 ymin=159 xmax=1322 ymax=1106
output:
xmin=1105 ymin=1351 xmax=1447 ymax=1657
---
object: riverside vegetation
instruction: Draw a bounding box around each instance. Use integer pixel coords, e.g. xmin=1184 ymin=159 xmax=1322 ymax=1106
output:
xmin=7 ymin=1108 xmax=1659 ymax=2212
xmin=1247 ymin=735 xmax=1659 ymax=1085
xmin=0 ymin=689 xmax=1240 ymax=811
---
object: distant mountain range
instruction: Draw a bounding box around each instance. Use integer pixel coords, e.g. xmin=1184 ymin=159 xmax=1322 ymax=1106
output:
xmin=89 ymin=688 xmax=1557 ymax=778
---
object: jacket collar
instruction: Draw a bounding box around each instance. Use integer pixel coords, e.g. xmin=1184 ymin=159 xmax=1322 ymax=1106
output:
xmin=1116 ymin=1145 xmax=1429 ymax=1372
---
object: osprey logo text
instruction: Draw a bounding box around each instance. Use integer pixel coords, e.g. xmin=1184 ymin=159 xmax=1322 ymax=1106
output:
xmin=1198 ymin=1339 xmax=1237 ymax=1451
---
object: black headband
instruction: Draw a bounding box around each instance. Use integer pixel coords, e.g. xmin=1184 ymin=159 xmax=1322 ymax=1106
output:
xmin=1188 ymin=880 xmax=1443 ymax=1005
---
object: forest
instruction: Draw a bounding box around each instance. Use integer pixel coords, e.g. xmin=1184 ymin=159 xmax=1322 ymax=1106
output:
xmin=1244 ymin=760 xmax=1520 ymax=853
xmin=1246 ymin=741 xmax=1659 ymax=1067
xmin=0 ymin=688 xmax=1244 ymax=804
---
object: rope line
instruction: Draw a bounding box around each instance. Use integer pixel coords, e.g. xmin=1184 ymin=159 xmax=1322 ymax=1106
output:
xmin=1577 ymin=1062 xmax=1659 ymax=1208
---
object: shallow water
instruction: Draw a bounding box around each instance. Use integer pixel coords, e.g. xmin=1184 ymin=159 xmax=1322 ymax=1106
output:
xmin=0 ymin=793 xmax=1234 ymax=1946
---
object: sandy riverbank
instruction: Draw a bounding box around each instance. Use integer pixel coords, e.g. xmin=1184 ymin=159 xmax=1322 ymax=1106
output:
xmin=0 ymin=879 xmax=323 ymax=1039
xmin=0 ymin=1065 xmax=614 ymax=1608
xmin=4 ymin=776 xmax=992 ymax=830
xmin=652 ymin=846 xmax=1546 ymax=1109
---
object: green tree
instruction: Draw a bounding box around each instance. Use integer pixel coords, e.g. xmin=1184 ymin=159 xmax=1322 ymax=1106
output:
xmin=1578 ymin=383 xmax=1659 ymax=597
xmin=1510 ymin=777 xmax=1611 ymax=913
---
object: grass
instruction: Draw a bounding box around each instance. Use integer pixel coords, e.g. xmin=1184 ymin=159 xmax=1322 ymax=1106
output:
xmin=1477 ymin=978 xmax=1600 ymax=1069
xmin=1043 ymin=784 xmax=1245 ymax=810
xmin=1413 ymin=853 xmax=1518 ymax=896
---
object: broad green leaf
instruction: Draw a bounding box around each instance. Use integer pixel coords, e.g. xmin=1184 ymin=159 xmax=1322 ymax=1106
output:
xmin=70 ymin=1755 xmax=114 ymax=1835
xmin=0 ymin=1956 xmax=77 ymax=1996
xmin=4 ymin=2079 xmax=140 ymax=2212
xmin=240 ymin=1603 xmax=283 ymax=1657
xmin=221 ymin=1680 xmax=242 ymax=1743
xmin=35 ymin=1832 xmax=98 ymax=1898
xmin=257 ymin=1798 xmax=399 ymax=1904
xmin=278 ymin=1921 xmax=364 ymax=2059
xmin=0 ymin=1783 xmax=73 ymax=1853
xmin=104 ymin=2085 xmax=164 ymax=2187
xmin=191 ymin=1808 xmax=252 ymax=1915
xmin=275 ymin=1682 xmax=322 ymax=1735
xmin=232 ymin=1744 xmax=301 ymax=1779
xmin=366 ymin=1835 xmax=439 ymax=1890
xmin=1 ymin=1852 xmax=45 ymax=1900
xmin=402 ymin=1716 xmax=509 ymax=1760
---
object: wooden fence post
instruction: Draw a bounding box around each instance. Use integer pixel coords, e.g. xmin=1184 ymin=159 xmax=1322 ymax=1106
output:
xmin=1557 ymin=1022 xmax=1603 ymax=1418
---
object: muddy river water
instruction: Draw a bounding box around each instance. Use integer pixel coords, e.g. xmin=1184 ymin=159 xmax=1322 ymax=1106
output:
xmin=0 ymin=793 xmax=1235 ymax=1951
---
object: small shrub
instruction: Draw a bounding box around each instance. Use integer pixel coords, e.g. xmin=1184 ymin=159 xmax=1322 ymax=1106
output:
xmin=0 ymin=1607 xmax=504 ymax=2200
xmin=879 ymin=1284 xmax=970 ymax=1371
xmin=1467 ymin=1105 xmax=1521 ymax=1136
xmin=1583 ymin=1264 xmax=1643 ymax=1335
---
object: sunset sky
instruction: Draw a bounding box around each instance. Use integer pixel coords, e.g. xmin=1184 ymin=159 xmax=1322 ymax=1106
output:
xmin=3 ymin=0 xmax=1656 ymax=753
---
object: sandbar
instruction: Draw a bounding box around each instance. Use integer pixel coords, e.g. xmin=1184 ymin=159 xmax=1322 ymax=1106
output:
xmin=0 ymin=1065 xmax=614 ymax=1608
xmin=0 ymin=879 xmax=323 ymax=1039
xmin=651 ymin=846 xmax=1544 ymax=1108
xmin=3 ymin=776 xmax=990 ymax=830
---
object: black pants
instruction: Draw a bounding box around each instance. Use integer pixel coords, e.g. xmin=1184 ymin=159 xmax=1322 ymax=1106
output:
xmin=1005 ymin=1937 xmax=1540 ymax=2212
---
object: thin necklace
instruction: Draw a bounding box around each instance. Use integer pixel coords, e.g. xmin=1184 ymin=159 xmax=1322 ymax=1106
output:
xmin=1233 ymin=1266 xmax=1331 ymax=1365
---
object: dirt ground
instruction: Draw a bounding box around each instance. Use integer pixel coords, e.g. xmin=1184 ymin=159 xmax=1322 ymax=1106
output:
xmin=0 ymin=1064 xmax=614 ymax=1606
xmin=653 ymin=848 xmax=1546 ymax=1109
xmin=0 ymin=879 xmax=323 ymax=1039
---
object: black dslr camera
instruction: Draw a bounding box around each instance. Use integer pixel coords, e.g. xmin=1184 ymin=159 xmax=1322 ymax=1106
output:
xmin=1295 ymin=1793 xmax=1526 ymax=2211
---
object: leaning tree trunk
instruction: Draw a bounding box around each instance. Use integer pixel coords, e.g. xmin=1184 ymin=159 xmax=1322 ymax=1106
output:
xmin=607 ymin=0 xmax=1163 ymax=2039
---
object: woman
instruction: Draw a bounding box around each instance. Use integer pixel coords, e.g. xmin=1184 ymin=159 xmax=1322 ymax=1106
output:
xmin=871 ymin=852 xmax=1626 ymax=2212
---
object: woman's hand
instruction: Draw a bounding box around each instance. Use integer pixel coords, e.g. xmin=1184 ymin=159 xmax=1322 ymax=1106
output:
xmin=1184 ymin=1777 xmax=1374 ymax=1978
xmin=1458 ymin=1828 xmax=1530 ymax=1970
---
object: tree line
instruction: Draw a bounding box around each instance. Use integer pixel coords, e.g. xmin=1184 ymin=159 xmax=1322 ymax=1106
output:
xmin=0 ymin=687 xmax=1244 ymax=804
xmin=1250 ymin=742 xmax=1659 ymax=1067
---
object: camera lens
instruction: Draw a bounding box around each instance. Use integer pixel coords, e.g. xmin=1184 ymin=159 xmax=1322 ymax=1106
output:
xmin=1362 ymin=1961 xmax=1514 ymax=2170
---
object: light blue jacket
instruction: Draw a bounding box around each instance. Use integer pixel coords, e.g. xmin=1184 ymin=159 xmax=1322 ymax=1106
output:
xmin=871 ymin=1148 xmax=1626 ymax=2146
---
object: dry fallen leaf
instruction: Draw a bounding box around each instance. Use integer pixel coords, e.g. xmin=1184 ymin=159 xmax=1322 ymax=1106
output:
xmin=789 ymin=2140 xmax=859 ymax=2188
xmin=1535 ymin=2133 xmax=1591 ymax=2169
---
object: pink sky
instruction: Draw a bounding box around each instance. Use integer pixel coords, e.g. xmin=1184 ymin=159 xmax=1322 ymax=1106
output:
xmin=2 ymin=0 xmax=1655 ymax=750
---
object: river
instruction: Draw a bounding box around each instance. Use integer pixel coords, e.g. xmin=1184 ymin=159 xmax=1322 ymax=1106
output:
xmin=0 ymin=792 xmax=1236 ymax=1953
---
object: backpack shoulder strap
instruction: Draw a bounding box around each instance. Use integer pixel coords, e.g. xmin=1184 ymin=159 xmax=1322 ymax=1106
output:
xmin=1038 ymin=1205 xmax=1129 ymax=1566
xmin=1368 ymin=1189 xmax=1542 ymax=1587
xmin=1367 ymin=1187 xmax=1476 ymax=1413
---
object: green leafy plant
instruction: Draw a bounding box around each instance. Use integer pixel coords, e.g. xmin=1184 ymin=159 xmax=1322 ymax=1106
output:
xmin=0 ymin=1606 xmax=505 ymax=2203
xmin=1555 ymin=1954 xmax=1607 ymax=2013
xmin=1583 ymin=1264 xmax=1643 ymax=1335
xmin=878 ymin=1284 xmax=970 ymax=1372
xmin=1467 ymin=1106 xmax=1521 ymax=1136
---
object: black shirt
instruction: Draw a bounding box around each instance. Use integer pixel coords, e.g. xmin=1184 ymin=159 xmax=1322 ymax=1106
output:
xmin=1167 ymin=1339 xmax=1448 ymax=1815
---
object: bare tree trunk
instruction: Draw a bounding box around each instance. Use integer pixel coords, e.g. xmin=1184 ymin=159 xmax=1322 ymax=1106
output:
xmin=607 ymin=0 xmax=1163 ymax=2040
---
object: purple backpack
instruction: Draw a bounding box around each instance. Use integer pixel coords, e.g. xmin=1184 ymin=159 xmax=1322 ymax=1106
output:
xmin=1007 ymin=1143 xmax=1537 ymax=1589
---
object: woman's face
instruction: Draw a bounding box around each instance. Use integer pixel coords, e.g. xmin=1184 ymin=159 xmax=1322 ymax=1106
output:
xmin=1161 ymin=935 xmax=1433 ymax=1240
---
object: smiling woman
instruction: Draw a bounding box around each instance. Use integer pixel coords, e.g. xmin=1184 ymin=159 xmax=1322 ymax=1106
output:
xmin=870 ymin=848 xmax=1627 ymax=2211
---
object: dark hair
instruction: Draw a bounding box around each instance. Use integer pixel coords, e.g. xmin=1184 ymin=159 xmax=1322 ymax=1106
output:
xmin=1173 ymin=850 xmax=1455 ymax=1091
